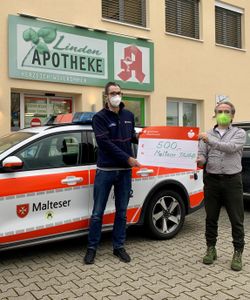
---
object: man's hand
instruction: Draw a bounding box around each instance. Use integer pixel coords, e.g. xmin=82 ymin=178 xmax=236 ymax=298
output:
xmin=128 ymin=157 xmax=141 ymax=168
xmin=199 ymin=132 xmax=208 ymax=143
xmin=196 ymin=156 xmax=204 ymax=167
xmin=136 ymin=132 xmax=140 ymax=139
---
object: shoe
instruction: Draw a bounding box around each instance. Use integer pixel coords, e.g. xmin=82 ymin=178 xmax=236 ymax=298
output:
xmin=203 ymin=246 xmax=217 ymax=265
xmin=84 ymin=248 xmax=96 ymax=264
xmin=231 ymin=250 xmax=242 ymax=271
xmin=113 ymin=248 xmax=131 ymax=263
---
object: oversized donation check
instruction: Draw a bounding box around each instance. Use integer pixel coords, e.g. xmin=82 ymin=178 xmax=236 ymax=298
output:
xmin=137 ymin=126 xmax=199 ymax=170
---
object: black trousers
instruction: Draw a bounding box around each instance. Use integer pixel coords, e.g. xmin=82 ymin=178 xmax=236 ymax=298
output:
xmin=204 ymin=173 xmax=245 ymax=250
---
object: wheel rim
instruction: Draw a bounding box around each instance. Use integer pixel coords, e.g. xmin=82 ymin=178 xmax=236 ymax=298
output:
xmin=152 ymin=195 xmax=181 ymax=234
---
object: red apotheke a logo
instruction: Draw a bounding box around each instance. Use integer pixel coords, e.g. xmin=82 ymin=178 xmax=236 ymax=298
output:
xmin=16 ymin=204 xmax=29 ymax=218
xmin=118 ymin=45 xmax=145 ymax=83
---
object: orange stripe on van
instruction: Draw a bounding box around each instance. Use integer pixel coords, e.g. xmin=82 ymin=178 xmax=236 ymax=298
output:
xmin=0 ymin=170 xmax=88 ymax=197
xmin=130 ymin=207 xmax=142 ymax=223
xmin=127 ymin=207 xmax=142 ymax=223
xmin=189 ymin=191 xmax=204 ymax=208
xmin=0 ymin=207 xmax=141 ymax=244
xmin=89 ymin=169 xmax=96 ymax=185
xmin=90 ymin=167 xmax=158 ymax=182
xmin=89 ymin=166 xmax=196 ymax=182
xmin=102 ymin=207 xmax=141 ymax=224
xmin=157 ymin=167 xmax=189 ymax=175
xmin=132 ymin=166 xmax=158 ymax=179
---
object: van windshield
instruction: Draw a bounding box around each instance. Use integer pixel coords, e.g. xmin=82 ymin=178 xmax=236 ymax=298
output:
xmin=0 ymin=132 xmax=35 ymax=154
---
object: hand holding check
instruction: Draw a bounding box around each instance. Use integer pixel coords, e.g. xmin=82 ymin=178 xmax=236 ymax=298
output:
xmin=199 ymin=132 xmax=208 ymax=143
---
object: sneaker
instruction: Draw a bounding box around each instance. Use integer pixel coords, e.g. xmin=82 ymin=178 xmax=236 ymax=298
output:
xmin=84 ymin=248 xmax=96 ymax=265
xmin=203 ymin=246 xmax=217 ymax=265
xmin=231 ymin=250 xmax=242 ymax=271
xmin=113 ymin=248 xmax=131 ymax=263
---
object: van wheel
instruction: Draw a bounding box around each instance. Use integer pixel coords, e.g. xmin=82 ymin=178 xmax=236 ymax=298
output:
xmin=145 ymin=190 xmax=185 ymax=240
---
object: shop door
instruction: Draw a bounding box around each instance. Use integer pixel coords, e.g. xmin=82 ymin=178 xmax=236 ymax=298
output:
xmin=122 ymin=96 xmax=145 ymax=126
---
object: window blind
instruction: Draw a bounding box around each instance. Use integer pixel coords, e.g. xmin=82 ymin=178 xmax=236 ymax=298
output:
xmin=215 ymin=6 xmax=242 ymax=49
xmin=102 ymin=0 xmax=146 ymax=27
xmin=165 ymin=0 xmax=200 ymax=39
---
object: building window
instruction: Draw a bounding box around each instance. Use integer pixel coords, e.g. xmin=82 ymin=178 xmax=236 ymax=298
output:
xmin=24 ymin=96 xmax=72 ymax=128
xmin=167 ymin=99 xmax=198 ymax=127
xmin=102 ymin=0 xmax=146 ymax=27
xmin=215 ymin=2 xmax=243 ymax=49
xmin=165 ymin=0 xmax=200 ymax=39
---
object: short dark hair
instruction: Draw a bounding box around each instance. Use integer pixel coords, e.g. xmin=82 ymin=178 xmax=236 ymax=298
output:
xmin=214 ymin=101 xmax=236 ymax=115
xmin=104 ymin=81 xmax=121 ymax=96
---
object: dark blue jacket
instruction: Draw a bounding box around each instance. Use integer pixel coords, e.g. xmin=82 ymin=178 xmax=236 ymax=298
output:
xmin=92 ymin=103 xmax=137 ymax=168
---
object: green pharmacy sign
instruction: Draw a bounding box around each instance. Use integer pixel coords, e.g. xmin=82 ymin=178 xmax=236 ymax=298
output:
xmin=22 ymin=28 xmax=104 ymax=75
xmin=8 ymin=15 xmax=154 ymax=91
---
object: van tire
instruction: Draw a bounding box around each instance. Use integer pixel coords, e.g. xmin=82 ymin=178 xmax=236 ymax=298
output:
xmin=145 ymin=190 xmax=185 ymax=239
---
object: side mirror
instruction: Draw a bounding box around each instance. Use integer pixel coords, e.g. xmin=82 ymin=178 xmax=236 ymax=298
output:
xmin=2 ymin=156 xmax=24 ymax=171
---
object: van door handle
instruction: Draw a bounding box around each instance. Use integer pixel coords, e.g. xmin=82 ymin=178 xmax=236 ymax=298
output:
xmin=61 ymin=176 xmax=83 ymax=185
xmin=136 ymin=168 xmax=154 ymax=177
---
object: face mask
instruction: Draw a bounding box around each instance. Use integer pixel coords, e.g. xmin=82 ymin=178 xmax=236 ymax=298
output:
xmin=109 ymin=95 xmax=121 ymax=107
xmin=216 ymin=113 xmax=232 ymax=126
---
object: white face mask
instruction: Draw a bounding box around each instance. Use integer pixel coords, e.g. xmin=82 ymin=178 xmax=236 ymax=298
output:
xmin=109 ymin=95 xmax=121 ymax=107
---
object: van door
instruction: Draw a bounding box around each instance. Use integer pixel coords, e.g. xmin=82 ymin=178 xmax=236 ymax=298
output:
xmin=0 ymin=131 xmax=90 ymax=248
xmin=86 ymin=131 xmax=117 ymax=227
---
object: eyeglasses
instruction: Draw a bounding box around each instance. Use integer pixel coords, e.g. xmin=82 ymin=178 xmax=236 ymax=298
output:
xmin=108 ymin=91 xmax=123 ymax=96
xmin=217 ymin=110 xmax=231 ymax=114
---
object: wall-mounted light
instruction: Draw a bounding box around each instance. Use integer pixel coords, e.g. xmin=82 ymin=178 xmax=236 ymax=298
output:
xmin=18 ymin=13 xmax=37 ymax=19
xmin=74 ymin=25 xmax=89 ymax=30
xmin=91 ymin=104 xmax=96 ymax=112
xmin=93 ymin=28 xmax=107 ymax=34
xmin=137 ymin=36 xmax=150 ymax=41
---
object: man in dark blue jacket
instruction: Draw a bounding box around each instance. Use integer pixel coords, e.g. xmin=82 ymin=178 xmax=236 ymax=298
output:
xmin=84 ymin=82 xmax=141 ymax=264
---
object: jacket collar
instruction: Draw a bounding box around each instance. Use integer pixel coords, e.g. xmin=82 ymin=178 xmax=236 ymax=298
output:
xmin=104 ymin=101 xmax=125 ymax=112
xmin=213 ymin=124 xmax=232 ymax=131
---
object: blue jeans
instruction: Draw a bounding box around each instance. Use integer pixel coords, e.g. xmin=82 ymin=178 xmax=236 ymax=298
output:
xmin=87 ymin=169 xmax=132 ymax=250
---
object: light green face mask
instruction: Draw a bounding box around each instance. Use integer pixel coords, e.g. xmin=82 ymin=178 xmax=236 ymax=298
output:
xmin=216 ymin=113 xmax=232 ymax=126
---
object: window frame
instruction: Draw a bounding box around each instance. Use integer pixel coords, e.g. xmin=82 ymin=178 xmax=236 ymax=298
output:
xmin=102 ymin=0 xmax=147 ymax=28
xmin=165 ymin=0 xmax=200 ymax=40
xmin=13 ymin=93 xmax=74 ymax=130
xmin=167 ymin=98 xmax=200 ymax=127
xmin=215 ymin=1 xmax=244 ymax=49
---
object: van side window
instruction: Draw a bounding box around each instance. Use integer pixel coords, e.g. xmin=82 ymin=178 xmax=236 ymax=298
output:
xmin=87 ymin=132 xmax=98 ymax=164
xmin=14 ymin=132 xmax=82 ymax=170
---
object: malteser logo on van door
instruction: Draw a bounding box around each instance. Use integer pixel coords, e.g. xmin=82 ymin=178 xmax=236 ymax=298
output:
xmin=33 ymin=200 xmax=71 ymax=211
xmin=16 ymin=200 xmax=71 ymax=219
xmin=16 ymin=204 xmax=29 ymax=218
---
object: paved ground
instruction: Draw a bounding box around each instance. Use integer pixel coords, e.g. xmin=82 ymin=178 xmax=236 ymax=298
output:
xmin=1 ymin=205 xmax=250 ymax=300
